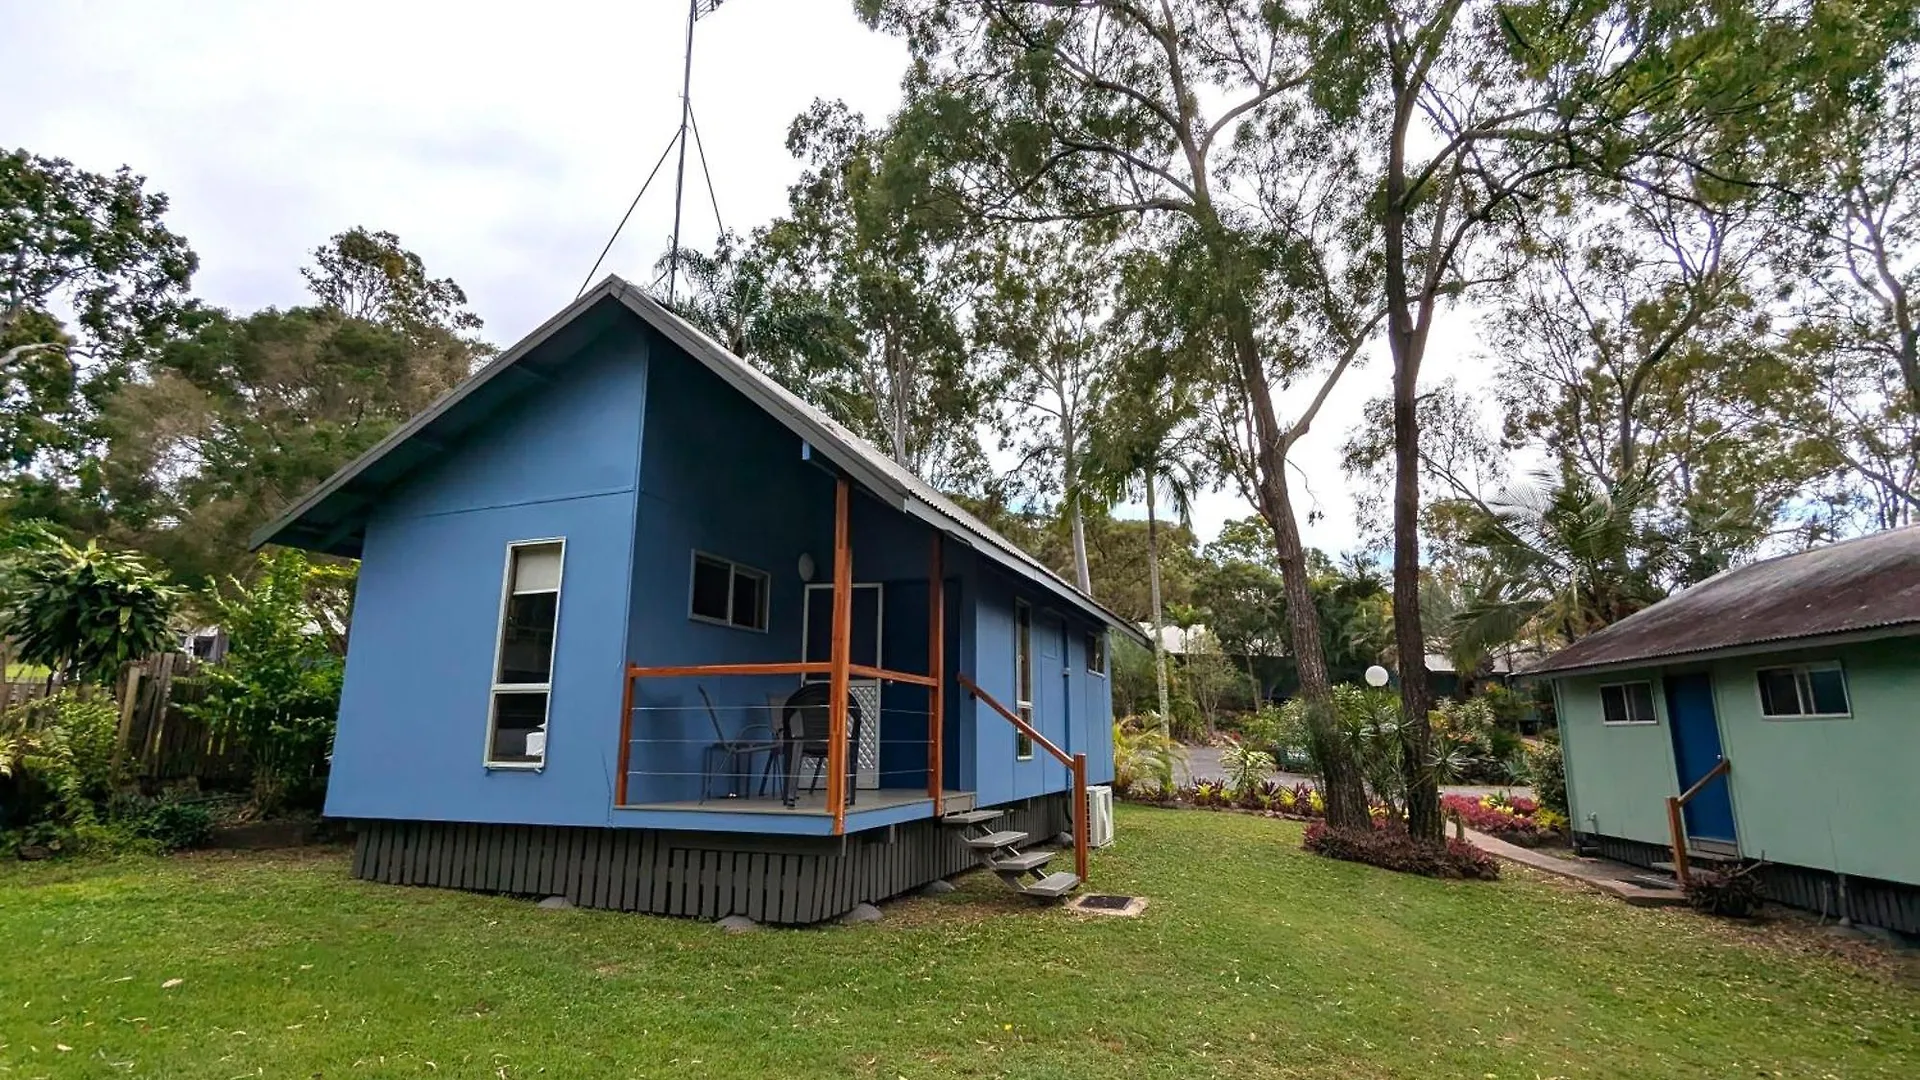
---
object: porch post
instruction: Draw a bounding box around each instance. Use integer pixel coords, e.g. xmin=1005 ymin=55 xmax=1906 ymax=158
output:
xmin=927 ymin=529 xmax=944 ymax=814
xmin=827 ymin=476 xmax=853 ymax=835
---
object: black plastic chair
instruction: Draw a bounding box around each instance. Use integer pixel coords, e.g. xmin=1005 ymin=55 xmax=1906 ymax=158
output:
xmin=698 ymin=686 xmax=782 ymax=803
xmin=776 ymin=682 xmax=864 ymax=808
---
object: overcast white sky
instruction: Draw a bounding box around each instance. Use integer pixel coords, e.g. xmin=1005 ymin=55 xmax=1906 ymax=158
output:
xmin=2 ymin=0 xmax=1495 ymax=556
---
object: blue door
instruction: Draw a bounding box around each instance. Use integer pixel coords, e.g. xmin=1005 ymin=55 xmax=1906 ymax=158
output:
xmin=1664 ymin=674 xmax=1736 ymax=843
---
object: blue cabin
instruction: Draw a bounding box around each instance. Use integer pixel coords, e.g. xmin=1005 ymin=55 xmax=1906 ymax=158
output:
xmin=255 ymin=277 xmax=1142 ymax=922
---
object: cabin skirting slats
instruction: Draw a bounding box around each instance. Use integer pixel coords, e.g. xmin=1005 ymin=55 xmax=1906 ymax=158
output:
xmin=350 ymin=795 xmax=1070 ymax=924
xmin=1576 ymin=832 xmax=1920 ymax=936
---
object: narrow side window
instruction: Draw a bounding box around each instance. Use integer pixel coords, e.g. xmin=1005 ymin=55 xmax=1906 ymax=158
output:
xmin=488 ymin=540 xmax=564 ymax=767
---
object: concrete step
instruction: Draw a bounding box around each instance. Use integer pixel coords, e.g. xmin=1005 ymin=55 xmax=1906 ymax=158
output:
xmin=941 ymin=809 xmax=1004 ymax=826
xmin=1017 ymin=871 xmax=1081 ymax=898
xmin=987 ymin=850 xmax=1054 ymax=873
xmin=962 ymin=830 xmax=1028 ymax=850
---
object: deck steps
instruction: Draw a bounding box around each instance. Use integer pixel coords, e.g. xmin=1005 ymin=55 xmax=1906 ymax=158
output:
xmin=1652 ymin=850 xmax=1742 ymax=873
xmin=942 ymin=812 xmax=1079 ymax=901
xmin=1018 ymin=871 xmax=1081 ymax=898
xmin=962 ymin=830 xmax=1029 ymax=850
xmin=987 ymin=850 xmax=1055 ymax=873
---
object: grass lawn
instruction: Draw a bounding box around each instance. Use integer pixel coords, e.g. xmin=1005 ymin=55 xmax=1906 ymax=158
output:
xmin=3 ymin=807 xmax=1916 ymax=1079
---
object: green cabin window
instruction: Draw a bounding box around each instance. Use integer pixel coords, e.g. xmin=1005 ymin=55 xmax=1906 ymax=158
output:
xmin=488 ymin=540 xmax=564 ymax=768
xmin=1599 ymin=681 xmax=1656 ymax=725
xmin=1756 ymin=662 xmax=1850 ymax=719
xmin=1014 ymin=601 xmax=1034 ymax=760
xmin=689 ymin=552 xmax=769 ymax=632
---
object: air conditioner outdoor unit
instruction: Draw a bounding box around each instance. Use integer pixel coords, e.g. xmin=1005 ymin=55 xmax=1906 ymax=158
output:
xmin=1084 ymin=784 xmax=1115 ymax=848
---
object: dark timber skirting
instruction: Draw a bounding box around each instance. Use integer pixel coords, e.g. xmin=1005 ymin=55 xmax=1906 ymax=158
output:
xmin=350 ymin=794 xmax=1072 ymax=924
xmin=1575 ymin=832 xmax=1920 ymax=936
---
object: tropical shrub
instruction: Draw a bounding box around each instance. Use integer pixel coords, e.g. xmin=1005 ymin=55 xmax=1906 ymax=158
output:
xmin=1113 ymin=717 xmax=1186 ymax=798
xmin=1302 ymin=821 xmax=1500 ymax=880
xmin=1684 ymin=863 xmax=1766 ymax=918
xmin=0 ymin=692 xmax=124 ymax=828
xmin=1525 ymin=738 xmax=1568 ymax=815
xmin=188 ymin=550 xmax=348 ymax=812
xmin=1218 ymin=738 xmax=1275 ymax=801
xmin=1440 ymin=792 xmax=1563 ymax=845
xmin=1428 ymin=697 xmax=1511 ymax=784
xmin=128 ymin=798 xmax=215 ymax=851
xmin=0 ymin=529 xmax=181 ymax=684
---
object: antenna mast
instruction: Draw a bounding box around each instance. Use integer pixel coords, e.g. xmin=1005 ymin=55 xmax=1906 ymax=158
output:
xmin=667 ymin=0 xmax=718 ymax=304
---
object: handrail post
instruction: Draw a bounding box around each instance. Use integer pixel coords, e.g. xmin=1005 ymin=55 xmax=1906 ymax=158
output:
xmin=1666 ymin=795 xmax=1691 ymax=886
xmin=827 ymin=477 xmax=853 ymax=835
xmin=615 ymin=665 xmax=636 ymax=807
xmin=927 ymin=530 xmax=944 ymax=815
xmin=1072 ymin=752 xmax=1089 ymax=883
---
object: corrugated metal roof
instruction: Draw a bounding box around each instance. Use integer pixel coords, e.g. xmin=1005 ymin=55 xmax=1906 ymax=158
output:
xmin=252 ymin=276 xmax=1147 ymax=645
xmin=1525 ymin=525 xmax=1920 ymax=676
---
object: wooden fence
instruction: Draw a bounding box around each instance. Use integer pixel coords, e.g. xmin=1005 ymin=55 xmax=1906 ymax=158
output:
xmin=2 ymin=653 xmax=250 ymax=786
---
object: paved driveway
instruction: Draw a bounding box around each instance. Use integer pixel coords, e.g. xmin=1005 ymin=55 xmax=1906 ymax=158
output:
xmin=1178 ymin=744 xmax=1533 ymax=800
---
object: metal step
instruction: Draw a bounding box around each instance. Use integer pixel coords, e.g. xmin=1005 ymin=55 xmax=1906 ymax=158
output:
xmin=962 ymin=830 xmax=1028 ymax=850
xmin=1017 ymin=871 xmax=1081 ymax=898
xmin=1652 ymin=851 xmax=1741 ymax=873
xmin=941 ymin=809 xmax=1005 ymax=826
xmin=987 ymin=850 xmax=1054 ymax=873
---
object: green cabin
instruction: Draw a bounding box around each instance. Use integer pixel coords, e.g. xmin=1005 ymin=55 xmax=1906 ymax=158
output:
xmin=1528 ymin=526 xmax=1920 ymax=935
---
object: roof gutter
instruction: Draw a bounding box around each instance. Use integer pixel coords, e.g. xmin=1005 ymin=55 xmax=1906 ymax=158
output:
xmin=1520 ymin=620 xmax=1920 ymax=679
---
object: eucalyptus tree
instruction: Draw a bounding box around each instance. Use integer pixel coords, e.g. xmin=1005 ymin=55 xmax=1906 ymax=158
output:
xmin=974 ymin=226 xmax=1122 ymax=592
xmin=1303 ymin=0 xmax=1896 ymax=840
xmin=1489 ymin=181 xmax=1826 ymax=571
xmin=760 ymin=100 xmax=992 ymax=488
xmin=861 ymin=0 xmax=1381 ymax=826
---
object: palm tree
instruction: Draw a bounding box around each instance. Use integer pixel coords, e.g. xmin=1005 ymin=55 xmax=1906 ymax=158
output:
xmin=1086 ymin=371 xmax=1208 ymax=729
xmin=1447 ymin=471 xmax=1667 ymax=658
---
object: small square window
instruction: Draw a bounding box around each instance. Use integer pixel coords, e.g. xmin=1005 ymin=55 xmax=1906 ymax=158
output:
xmin=688 ymin=552 xmax=768 ymax=632
xmin=1757 ymin=667 xmax=1802 ymax=717
xmin=1086 ymin=630 xmax=1107 ymax=676
xmin=1600 ymin=681 xmax=1656 ymax=725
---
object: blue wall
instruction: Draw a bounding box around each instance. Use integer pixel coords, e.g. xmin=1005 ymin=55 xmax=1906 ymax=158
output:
xmin=325 ymin=326 xmax=647 ymax=826
xmin=324 ymin=315 xmax=1117 ymax=831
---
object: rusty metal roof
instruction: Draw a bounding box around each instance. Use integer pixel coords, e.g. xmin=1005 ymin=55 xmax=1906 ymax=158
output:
xmin=1525 ymin=525 xmax=1920 ymax=676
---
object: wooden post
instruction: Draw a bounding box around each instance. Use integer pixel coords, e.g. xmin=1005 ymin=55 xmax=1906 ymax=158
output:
xmin=827 ymin=476 xmax=853 ymax=835
xmin=1666 ymin=796 xmax=1691 ymax=886
xmin=615 ymin=665 xmax=636 ymax=806
xmin=1072 ymin=752 xmax=1089 ymax=883
xmin=110 ymin=662 xmax=144 ymax=781
xmin=927 ymin=530 xmax=944 ymax=815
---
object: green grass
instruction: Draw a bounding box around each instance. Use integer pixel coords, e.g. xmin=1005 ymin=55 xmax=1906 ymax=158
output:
xmin=2 ymin=807 xmax=1915 ymax=1079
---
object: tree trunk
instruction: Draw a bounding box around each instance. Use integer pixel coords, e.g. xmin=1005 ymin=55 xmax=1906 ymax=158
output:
xmin=1145 ymin=469 xmax=1171 ymax=732
xmin=1062 ymin=412 xmax=1092 ymax=593
xmin=1384 ymin=152 xmax=1441 ymax=844
xmin=1256 ymin=462 xmax=1371 ymax=829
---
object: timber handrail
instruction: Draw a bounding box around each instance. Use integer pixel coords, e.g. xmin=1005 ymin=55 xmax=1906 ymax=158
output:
xmin=956 ymin=673 xmax=1089 ymax=884
xmin=1665 ymin=757 xmax=1731 ymax=886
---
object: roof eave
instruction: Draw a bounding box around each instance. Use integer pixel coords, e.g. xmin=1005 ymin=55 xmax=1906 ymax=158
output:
xmin=1521 ymin=619 xmax=1920 ymax=679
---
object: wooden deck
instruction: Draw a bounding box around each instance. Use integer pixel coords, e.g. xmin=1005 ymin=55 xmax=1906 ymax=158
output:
xmin=622 ymin=789 xmax=976 ymax=817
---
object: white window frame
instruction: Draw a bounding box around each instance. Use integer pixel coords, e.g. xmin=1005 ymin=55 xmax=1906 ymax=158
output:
xmin=485 ymin=538 xmax=566 ymax=770
xmin=1086 ymin=629 xmax=1108 ymax=676
xmin=1014 ymin=600 xmax=1035 ymax=760
xmin=687 ymin=550 xmax=770 ymax=633
xmin=1599 ymin=680 xmax=1658 ymax=726
xmin=1755 ymin=661 xmax=1852 ymax=720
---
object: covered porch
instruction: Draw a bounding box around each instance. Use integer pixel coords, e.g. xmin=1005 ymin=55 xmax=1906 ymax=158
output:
xmin=614 ymin=476 xmax=963 ymax=835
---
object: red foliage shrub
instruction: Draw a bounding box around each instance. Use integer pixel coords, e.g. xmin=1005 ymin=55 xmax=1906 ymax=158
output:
xmin=1439 ymin=793 xmax=1556 ymax=845
xmin=1302 ymin=822 xmax=1501 ymax=880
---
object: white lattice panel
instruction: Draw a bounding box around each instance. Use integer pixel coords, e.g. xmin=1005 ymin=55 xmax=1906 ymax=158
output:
xmin=852 ymin=681 xmax=882 ymax=789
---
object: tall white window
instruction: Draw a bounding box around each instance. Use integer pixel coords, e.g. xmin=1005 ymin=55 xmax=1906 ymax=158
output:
xmin=487 ymin=540 xmax=564 ymax=767
xmin=1014 ymin=601 xmax=1034 ymax=760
